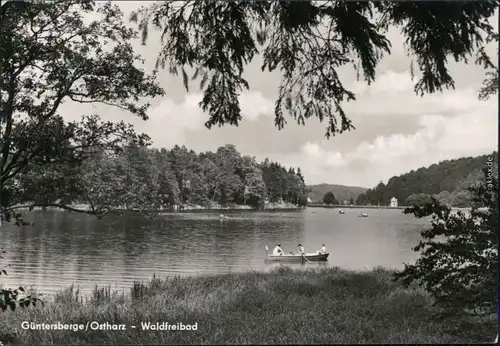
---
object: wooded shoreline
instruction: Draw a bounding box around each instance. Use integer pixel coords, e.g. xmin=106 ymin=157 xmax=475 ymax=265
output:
xmin=13 ymin=202 xmax=305 ymax=214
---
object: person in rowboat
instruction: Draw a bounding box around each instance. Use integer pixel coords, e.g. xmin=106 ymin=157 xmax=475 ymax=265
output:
xmin=297 ymin=244 xmax=305 ymax=255
xmin=319 ymin=244 xmax=327 ymax=254
xmin=273 ymin=243 xmax=284 ymax=256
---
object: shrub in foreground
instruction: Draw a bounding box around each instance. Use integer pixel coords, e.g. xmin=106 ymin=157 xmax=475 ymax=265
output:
xmin=395 ymin=166 xmax=498 ymax=317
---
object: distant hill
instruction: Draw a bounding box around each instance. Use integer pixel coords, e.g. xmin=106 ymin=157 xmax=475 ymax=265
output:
xmin=356 ymin=151 xmax=498 ymax=208
xmin=307 ymin=184 xmax=368 ymax=203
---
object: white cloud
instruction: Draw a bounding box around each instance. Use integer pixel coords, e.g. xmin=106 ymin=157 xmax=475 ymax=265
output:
xmin=281 ymin=68 xmax=498 ymax=186
xmin=239 ymin=92 xmax=274 ymax=121
xmin=367 ymin=70 xmax=415 ymax=94
xmin=140 ymin=91 xmax=274 ymax=148
xmin=267 ymin=101 xmax=497 ymax=187
xmin=344 ymin=70 xmax=488 ymax=119
xmin=301 ymin=142 xmax=346 ymax=167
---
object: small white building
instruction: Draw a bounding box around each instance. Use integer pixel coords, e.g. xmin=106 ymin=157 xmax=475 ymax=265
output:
xmin=390 ymin=197 xmax=398 ymax=208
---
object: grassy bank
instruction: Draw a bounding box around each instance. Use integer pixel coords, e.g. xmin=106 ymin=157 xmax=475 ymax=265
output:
xmin=0 ymin=267 xmax=495 ymax=344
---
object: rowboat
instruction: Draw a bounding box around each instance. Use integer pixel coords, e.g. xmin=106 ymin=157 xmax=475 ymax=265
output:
xmin=265 ymin=252 xmax=329 ymax=262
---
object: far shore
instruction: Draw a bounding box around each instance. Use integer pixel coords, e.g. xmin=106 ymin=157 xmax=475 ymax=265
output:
xmin=11 ymin=202 xmax=305 ymax=214
xmin=307 ymin=203 xmax=474 ymax=210
xmin=0 ymin=267 xmax=494 ymax=344
xmin=10 ymin=202 xmax=474 ymax=214
xmin=308 ymin=203 xmax=408 ymax=210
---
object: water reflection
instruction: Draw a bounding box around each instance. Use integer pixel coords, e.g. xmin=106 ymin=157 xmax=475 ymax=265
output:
xmin=1 ymin=208 xmax=428 ymax=295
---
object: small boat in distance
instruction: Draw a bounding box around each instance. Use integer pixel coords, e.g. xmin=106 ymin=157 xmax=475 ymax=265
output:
xmin=338 ymin=209 xmax=345 ymax=214
xmin=219 ymin=214 xmax=229 ymax=220
xmin=359 ymin=212 xmax=368 ymax=217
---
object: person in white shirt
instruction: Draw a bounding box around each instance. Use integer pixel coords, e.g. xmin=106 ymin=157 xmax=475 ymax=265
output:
xmin=319 ymin=244 xmax=327 ymax=254
xmin=273 ymin=243 xmax=284 ymax=256
xmin=297 ymin=244 xmax=305 ymax=255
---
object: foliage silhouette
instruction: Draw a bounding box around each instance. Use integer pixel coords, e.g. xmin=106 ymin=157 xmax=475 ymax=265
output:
xmin=131 ymin=1 xmax=498 ymax=137
xmin=394 ymin=165 xmax=498 ymax=317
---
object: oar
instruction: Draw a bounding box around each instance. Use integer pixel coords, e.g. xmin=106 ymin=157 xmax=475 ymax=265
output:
xmin=301 ymin=253 xmax=311 ymax=263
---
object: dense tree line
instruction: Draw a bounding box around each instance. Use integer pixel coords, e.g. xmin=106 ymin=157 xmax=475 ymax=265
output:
xmin=356 ymin=153 xmax=498 ymax=207
xmin=70 ymin=144 xmax=307 ymax=211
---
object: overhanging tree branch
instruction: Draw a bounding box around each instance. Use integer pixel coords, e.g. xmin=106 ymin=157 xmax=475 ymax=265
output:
xmin=131 ymin=0 xmax=497 ymax=137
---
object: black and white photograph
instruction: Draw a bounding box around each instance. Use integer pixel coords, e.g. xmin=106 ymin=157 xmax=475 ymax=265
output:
xmin=0 ymin=0 xmax=498 ymax=344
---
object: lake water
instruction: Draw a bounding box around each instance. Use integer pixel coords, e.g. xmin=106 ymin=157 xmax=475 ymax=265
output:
xmin=1 ymin=208 xmax=430 ymax=295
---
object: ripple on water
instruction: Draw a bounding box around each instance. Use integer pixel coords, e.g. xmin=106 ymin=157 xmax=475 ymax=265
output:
xmin=0 ymin=209 xmax=428 ymax=296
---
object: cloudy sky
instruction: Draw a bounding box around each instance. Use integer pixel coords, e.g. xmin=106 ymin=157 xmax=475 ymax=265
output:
xmin=60 ymin=2 xmax=498 ymax=188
